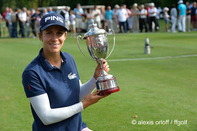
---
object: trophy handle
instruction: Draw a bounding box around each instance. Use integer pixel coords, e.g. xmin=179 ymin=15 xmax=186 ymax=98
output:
xmin=106 ymin=29 xmax=115 ymax=59
xmin=77 ymin=35 xmax=95 ymax=61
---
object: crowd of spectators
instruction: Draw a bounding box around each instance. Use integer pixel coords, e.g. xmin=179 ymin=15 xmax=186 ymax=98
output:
xmin=0 ymin=0 xmax=197 ymax=38
xmin=0 ymin=7 xmax=43 ymax=38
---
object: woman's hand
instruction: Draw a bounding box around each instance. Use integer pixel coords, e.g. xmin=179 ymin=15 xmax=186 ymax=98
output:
xmin=93 ymin=59 xmax=110 ymax=80
xmin=82 ymin=90 xmax=110 ymax=109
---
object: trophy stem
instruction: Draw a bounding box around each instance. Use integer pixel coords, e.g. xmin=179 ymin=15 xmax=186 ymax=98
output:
xmin=98 ymin=58 xmax=108 ymax=77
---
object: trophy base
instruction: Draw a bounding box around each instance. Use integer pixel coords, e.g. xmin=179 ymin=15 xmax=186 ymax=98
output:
xmin=96 ymin=76 xmax=120 ymax=95
xmin=98 ymin=86 xmax=120 ymax=95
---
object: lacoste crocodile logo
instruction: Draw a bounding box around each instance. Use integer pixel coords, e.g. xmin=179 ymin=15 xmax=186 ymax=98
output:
xmin=68 ymin=72 xmax=77 ymax=80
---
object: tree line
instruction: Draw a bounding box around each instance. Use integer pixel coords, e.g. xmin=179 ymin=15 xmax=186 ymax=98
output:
xmin=0 ymin=0 xmax=194 ymax=13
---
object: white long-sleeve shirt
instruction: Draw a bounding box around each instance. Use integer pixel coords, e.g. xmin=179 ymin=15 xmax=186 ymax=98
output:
xmin=30 ymin=76 xmax=96 ymax=125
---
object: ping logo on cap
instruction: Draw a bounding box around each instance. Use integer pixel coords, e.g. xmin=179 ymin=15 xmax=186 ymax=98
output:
xmin=39 ymin=13 xmax=67 ymax=31
xmin=45 ymin=16 xmax=63 ymax=23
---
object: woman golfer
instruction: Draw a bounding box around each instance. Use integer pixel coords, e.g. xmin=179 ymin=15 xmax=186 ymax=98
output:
xmin=22 ymin=13 xmax=110 ymax=131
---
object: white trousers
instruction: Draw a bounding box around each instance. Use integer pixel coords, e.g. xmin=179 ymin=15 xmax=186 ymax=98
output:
xmin=171 ymin=16 xmax=177 ymax=32
xmin=178 ymin=15 xmax=186 ymax=32
xmin=106 ymin=19 xmax=113 ymax=31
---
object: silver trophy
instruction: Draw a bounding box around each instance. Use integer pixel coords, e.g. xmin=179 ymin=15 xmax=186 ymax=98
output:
xmin=77 ymin=20 xmax=120 ymax=95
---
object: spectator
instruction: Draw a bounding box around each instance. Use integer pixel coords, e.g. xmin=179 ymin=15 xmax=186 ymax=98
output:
xmin=2 ymin=7 xmax=9 ymax=33
xmin=5 ymin=8 xmax=13 ymax=37
xmin=35 ymin=9 xmax=41 ymax=32
xmin=105 ymin=6 xmax=114 ymax=31
xmin=30 ymin=9 xmax=38 ymax=37
xmin=186 ymin=2 xmax=191 ymax=32
xmin=163 ymin=7 xmax=170 ymax=32
xmin=148 ymin=3 xmax=158 ymax=32
xmin=74 ymin=3 xmax=84 ymax=34
xmin=66 ymin=6 xmax=71 ymax=31
xmin=86 ymin=9 xmax=94 ymax=31
xmin=131 ymin=3 xmax=139 ymax=33
xmin=100 ymin=6 xmax=106 ymax=30
xmin=170 ymin=4 xmax=178 ymax=33
xmin=60 ymin=6 xmax=70 ymax=31
xmin=42 ymin=8 xmax=48 ymax=17
xmin=113 ymin=4 xmax=119 ymax=33
xmin=117 ymin=4 xmax=127 ymax=33
xmin=93 ymin=5 xmax=101 ymax=28
xmin=26 ymin=10 xmax=31 ymax=37
xmin=139 ymin=4 xmax=148 ymax=32
xmin=69 ymin=10 xmax=76 ymax=37
xmin=155 ymin=7 xmax=161 ymax=31
xmin=191 ymin=2 xmax=197 ymax=30
xmin=18 ymin=7 xmax=27 ymax=37
xmin=47 ymin=7 xmax=55 ymax=13
xmin=11 ymin=8 xmax=19 ymax=38
xmin=0 ymin=14 xmax=2 ymax=37
xmin=196 ymin=8 xmax=197 ymax=29
xmin=145 ymin=3 xmax=150 ymax=31
xmin=178 ymin=0 xmax=186 ymax=32
xmin=128 ymin=7 xmax=133 ymax=31
xmin=124 ymin=4 xmax=131 ymax=32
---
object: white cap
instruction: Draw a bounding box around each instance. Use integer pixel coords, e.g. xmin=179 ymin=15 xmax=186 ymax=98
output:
xmin=163 ymin=7 xmax=169 ymax=11
xmin=178 ymin=0 xmax=183 ymax=4
xmin=149 ymin=2 xmax=155 ymax=7
xmin=141 ymin=4 xmax=144 ymax=8
xmin=66 ymin=6 xmax=70 ymax=10
xmin=133 ymin=3 xmax=138 ymax=7
xmin=114 ymin=4 xmax=120 ymax=9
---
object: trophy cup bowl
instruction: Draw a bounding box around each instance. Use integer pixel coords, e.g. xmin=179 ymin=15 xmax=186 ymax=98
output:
xmin=77 ymin=20 xmax=119 ymax=95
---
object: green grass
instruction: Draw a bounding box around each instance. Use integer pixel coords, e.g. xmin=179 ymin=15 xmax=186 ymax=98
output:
xmin=0 ymin=31 xmax=197 ymax=131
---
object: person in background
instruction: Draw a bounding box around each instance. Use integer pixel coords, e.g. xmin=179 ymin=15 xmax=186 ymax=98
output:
xmin=5 ymin=8 xmax=13 ymax=37
xmin=105 ymin=6 xmax=114 ymax=31
xmin=163 ymin=7 xmax=170 ymax=32
xmin=196 ymin=7 xmax=197 ymax=29
xmin=186 ymin=2 xmax=191 ymax=32
xmin=35 ymin=9 xmax=41 ymax=33
xmin=30 ymin=9 xmax=38 ymax=37
xmin=66 ymin=6 xmax=71 ymax=31
xmin=26 ymin=10 xmax=31 ymax=37
xmin=18 ymin=7 xmax=27 ymax=37
xmin=74 ymin=3 xmax=84 ymax=34
xmin=2 ymin=7 xmax=9 ymax=19
xmin=139 ymin=4 xmax=148 ymax=33
xmin=117 ymin=4 xmax=128 ymax=33
xmin=2 ymin=7 xmax=9 ymax=34
xmin=170 ymin=4 xmax=178 ymax=33
xmin=47 ymin=7 xmax=55 ymax=13
xmin=131 ymin=3 xmax=139 ymax=33
xmin=0 ymin=14 xmax=2 ymax=37
xmin=86 ymin=8 xmax=94 ymax=31
xmin=93 ymin=5 xmax=101 ymax=28
xmin=148 ymin=3 xmax=158 ymax=32
xmin=191 ymin=2 xmax=197 ymax=30
xmin=155 ymin=6 xmax=161 ymax=31
xmin=69 ymin=10 xmax=76 ymax=37
xmin=145 ymin=3 xmax=150 ymax=31
xmin=123 ymin=4 xmax=131 ymax=32
xmin=128 ymin=7 xmax=133 ymax=31
xmin=178 ymin=0 xmax=186 ymax=32
xmin=113 ymin=4 xmax=119 ymax=33
xmin=100 ymin=6 xmax=106 ymax=30
xmin=11 ymin=8 xmax=19 ymax=38
xmin=42 ymin=8 xmax=48 ymax=17
xmin=60 ymin=6 xmax=70 ymax=31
